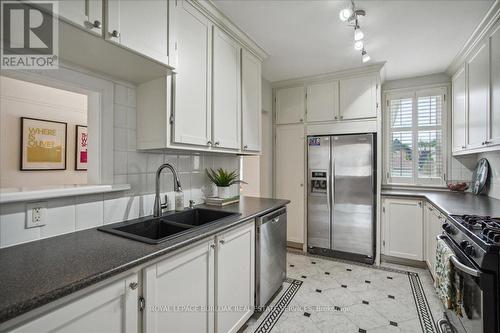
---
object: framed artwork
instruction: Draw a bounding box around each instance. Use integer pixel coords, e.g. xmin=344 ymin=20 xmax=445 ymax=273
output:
xmin=20 ymin=117 xmax=67 ymax=171
xmin=75 ymin=125 xmax=88 ymax=171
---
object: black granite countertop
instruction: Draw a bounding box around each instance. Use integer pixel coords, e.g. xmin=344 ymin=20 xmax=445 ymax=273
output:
xmin=0 ymin=196 xmax=289 ymax=324
xmin=381 ymin=189 xmax=500 ymax=217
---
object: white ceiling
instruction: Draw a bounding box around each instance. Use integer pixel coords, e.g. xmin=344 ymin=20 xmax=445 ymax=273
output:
xmin=213 ymin=0 xmax=493 ymax=82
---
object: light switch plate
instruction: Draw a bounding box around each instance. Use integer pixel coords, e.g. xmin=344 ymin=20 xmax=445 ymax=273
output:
xmin=26 ymin=202 xmax=47 ymax=228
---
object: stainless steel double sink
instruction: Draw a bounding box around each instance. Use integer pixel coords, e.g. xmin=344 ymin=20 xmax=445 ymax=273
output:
xmin=98 ymin=208 xmax=239 ymax=244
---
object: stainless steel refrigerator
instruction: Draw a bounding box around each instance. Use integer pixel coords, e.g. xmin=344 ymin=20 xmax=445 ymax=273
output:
xmin=307 ymin=133 xmax=376 ymax=264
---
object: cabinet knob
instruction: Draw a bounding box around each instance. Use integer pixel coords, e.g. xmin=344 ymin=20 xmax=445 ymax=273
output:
xmin=484 ymin=140 xmax=492 ymax=145
xmin=110 ymin=30 xmax=120 ymax=38
xmin=340 ymin=116 xmax=344 ymax=120
xmin=85 ymin=20 xmax=101 ymax=29
xmin=461 ymin=146 xmax=466 ymax=149
xmin=129 ymin=282 xmax=138 ymax=290
xmin=207 ymin=140 xmax=212 ymax=146
xmin=243 ymin=145 xmax=248 ymax=150
xmin=299 ymin=118 xmax=303 ymax=122
xmin=214 ymin=141 xmax=220 ymax=146
xmin=219 ymin=239 xmax=225 ymax=245
xmin=334 ymin=116 xmax=338 ymax=120
xmin=210 ymin=244 xmax=216 ymax=249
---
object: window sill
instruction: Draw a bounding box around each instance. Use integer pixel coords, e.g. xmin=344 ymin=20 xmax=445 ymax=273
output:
xmin=0 ymin=184 xmax=131 ymax=204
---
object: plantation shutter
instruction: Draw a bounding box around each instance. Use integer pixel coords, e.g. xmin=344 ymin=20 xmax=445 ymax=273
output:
xmin=386 ymin=87 xmax=446 ymax=186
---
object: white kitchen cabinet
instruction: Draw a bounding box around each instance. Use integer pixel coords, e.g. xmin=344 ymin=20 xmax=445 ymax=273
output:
xmin=106 ymin=0 xmax=168 ymax=64
xmin=276 ymin=86 xmax=306 ymax=125
xmin=170 ymin=0 xmax=212 ymax=147
xmin=424 ymin=204 xmax=445 ymax=278
xmin=276 ymin=124 xmax=305 ymax=244
xmin=467 ymin=43 xmax=489 ymax=149
xmin=216 ymin=222 xmax=255 ymax=333
xmin=143 ymin=239 xmax=215 ymax=333
xmin=382 ymin=198 xmax=423 ymax=261
xmin=241 ymin=49 xmax=262 ymax=152
xmin=339 ymin=75 xmax=377 ymax=120
xmin=8 ymin=274 xmax=139 ymax=333
xmin=489 ymin=23 xmax=500 ymax=146
xmin=58 ymin=0 xmax=102 ymax=35
xmin=452 ymin=65 xmax=467 ymax=153
xmin=306 ymin=81 xmax=339 ymax=122
xmin=212 ymin=26 xmax=241 ymax=150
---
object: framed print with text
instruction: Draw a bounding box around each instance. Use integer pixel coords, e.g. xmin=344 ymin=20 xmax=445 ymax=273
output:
xmin=75 ymin=125 xmax=88 ymax=171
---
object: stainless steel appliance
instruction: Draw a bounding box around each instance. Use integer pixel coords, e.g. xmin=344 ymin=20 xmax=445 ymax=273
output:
xmin=440 ymin=215 xmax=500 ymax=333
xmin=307 ymin=134 xmax=376 ymax=264
xmin=255 ymin=207 xmax=287 ymax=308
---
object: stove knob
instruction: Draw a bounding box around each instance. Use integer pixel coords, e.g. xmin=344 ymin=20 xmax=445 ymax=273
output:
xmin=465 ymin=245 xmax=476 ymax=257
xmin=442 ymin=223 xmax=453 ymax=234
xmin=460 ymin=240 xmax=469 ymax=249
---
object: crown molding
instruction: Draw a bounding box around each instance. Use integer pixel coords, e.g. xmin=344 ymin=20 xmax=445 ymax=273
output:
xmin=192 ymin=0 xmax=269 ymax=61
xmin=271 ymin=62 xmax=386 ymax=88
xmin=446 ymin=0 xmax=500 ymax=76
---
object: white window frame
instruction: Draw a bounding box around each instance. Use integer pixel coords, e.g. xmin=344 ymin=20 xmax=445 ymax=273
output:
xmin=383 ymin=85 xmax=448 ymax=187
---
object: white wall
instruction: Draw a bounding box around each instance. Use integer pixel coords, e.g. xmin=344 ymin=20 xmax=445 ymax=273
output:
xmin=383 ymin=73 xmax=450 ymax=91
xmin=260 ymin=78 xmax=273 ymax=198
xmin=0 ymin=74 xmax=240 ymax=249
xmin=0 ymin=76 xmax=88 ymax=188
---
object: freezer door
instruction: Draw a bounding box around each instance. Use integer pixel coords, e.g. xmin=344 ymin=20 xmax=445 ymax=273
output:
xmin=307 ymin=136 xmax=331 ymax=249
xmin=331 ymin=134 xmax=374 ymax=257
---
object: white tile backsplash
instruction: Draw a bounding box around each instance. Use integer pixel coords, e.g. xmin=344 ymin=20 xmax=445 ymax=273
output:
xmin=480 ymin=151 xmax=500 ymax=200
xmin=0 ymin=81 xmax=240 ymax=248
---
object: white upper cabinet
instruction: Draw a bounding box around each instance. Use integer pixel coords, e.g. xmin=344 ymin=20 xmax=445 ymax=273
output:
xmin=276 ymin=86 xmax=306 ymax=124
xmin=467 ymin=43 xmax=489 ymax=149
xmin=212 ymin=27 xmax=241 ymax=150
xmin=382 ymin=198 xmax=423 ymax=261
xmin=306 ymin=81 xmax=339 ymax=122
xmin=339 ymin=75 xmax=377 ymax=120
xmin=170 ymin=0 xmax=211 ymax=147
xmin=216 ymin=222 xmax=255 ymax=333
xmin=9 ymin=274 xmax=139 ymax=333
xmin=143 ymin=240 xmax=215 ymax=333
xmin=452 ymin=65 xmax=467 ymax=153
xmin=241 ymin=49 xmax=262 ymax=152
xmin=58 ymin=0 xmax=102 ymax=34
xmin=490 ymin=23 xmax=500 ymax=146
xmin=107 ymin=0 xmax=168 ymax=64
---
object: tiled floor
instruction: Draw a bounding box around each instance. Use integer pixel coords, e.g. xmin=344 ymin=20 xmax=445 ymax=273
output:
xmin=244 ymin=251 xmax=445 ymax=333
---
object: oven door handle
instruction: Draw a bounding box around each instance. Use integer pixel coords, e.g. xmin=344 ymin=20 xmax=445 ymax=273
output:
xmin=437 ymin=235 xmax=481 ymax=278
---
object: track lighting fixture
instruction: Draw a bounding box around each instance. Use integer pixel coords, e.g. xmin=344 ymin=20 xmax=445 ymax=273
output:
xmin=339 ymin=0 xmax=371 ymax=63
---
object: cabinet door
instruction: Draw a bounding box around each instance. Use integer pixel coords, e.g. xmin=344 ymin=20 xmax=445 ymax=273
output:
xmin=452 ymin=66 xmax=467 ymax=152
xmin=216 ymin=222 xmax=255 ymax=333
xmin=467 ymin=43 xmax=489 ymax=149
xmin=59 ymin=0 xmax=102 ymax=34
xmin=212 ymin=27 xmax=241 ymax=150
xmin=276 ymin=86 xmax=305 ymax=125
xmin=382 ymin=198 xmax=423 ymax=260
xmin=490 ymin=23 xmax=500 ymax=145
xmin=241 ymin=49 xmax=262 ymax=152
xmin=10 ymin=274 xmax=139 ymax=333
xmin=143 ymin=240 xmax=215 ymax=333
xmin=339 ymin=75 xmax=377 ymax=120
xmin=306 ymin=81 xmax=339 ymax=122
xmin=170 ymin=0 xmax=211 ymax=147
xmin=275 ymin=124 xmax=305 ymax=244
xmin=107 ymin=0 xmax=168 ymax=64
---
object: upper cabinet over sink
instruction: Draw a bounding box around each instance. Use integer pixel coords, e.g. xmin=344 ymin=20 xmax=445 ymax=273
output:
xmin=451 ymin=19 xmax=500 ymax=155
xmin=136 ymin=0 xmax=267 ymax=155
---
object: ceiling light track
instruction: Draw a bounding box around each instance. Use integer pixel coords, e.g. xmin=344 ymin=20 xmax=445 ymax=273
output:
xmin=339 ymin=0 xmax=370 ymax=63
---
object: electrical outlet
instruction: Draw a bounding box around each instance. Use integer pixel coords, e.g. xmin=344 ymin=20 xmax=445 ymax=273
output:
xmin=26 ymin=202 xmax=47 ymax=228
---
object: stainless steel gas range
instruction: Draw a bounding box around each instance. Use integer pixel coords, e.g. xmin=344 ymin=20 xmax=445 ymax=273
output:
xmin=439 ymin=214 xmax=500 ymax=333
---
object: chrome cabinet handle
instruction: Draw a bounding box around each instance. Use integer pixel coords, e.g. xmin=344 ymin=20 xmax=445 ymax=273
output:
xmin=110 ymin=30 xmax=120 ymax=38
xmin=484 ymin=140 xmax=492 ymax=145
xmin=129 ymin=282 xmax=138 ymax=290
xmin=85 ymin=20 xmax=101 ymax=29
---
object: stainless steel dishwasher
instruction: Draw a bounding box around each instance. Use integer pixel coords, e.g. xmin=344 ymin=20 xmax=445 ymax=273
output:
xmin=255 ymin=206 xmax=287 ymax=308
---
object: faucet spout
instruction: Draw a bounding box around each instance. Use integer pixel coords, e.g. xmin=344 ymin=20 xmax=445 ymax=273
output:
xmin=153 ymin=163 xmax=182 ymax=217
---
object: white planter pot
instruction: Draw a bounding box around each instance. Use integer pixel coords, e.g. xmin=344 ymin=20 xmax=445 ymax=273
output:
xmin=217 ymin=186 xmax=231 ymax=199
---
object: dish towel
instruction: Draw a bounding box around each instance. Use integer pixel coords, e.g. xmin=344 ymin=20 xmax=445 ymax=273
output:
xmin=434 ymin=238 xmax=462 ymax=315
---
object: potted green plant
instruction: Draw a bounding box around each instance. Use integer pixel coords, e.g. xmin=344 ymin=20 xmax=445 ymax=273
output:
xmin=206 ymin=168 xmax=247 ymax=199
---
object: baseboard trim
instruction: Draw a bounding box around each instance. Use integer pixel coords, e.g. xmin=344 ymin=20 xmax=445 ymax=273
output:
xmin=286 ymin=241 xmax=303 ymax=250
xmin=381 ymin=254 xmax=427 ymax=269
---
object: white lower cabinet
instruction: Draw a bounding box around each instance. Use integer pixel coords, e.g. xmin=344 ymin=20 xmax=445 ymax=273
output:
xmin=215 ymin=222 xmax=255 ymax=333
xmin=143 ymin=221 xmax=255 ymax=333
xmin=9 ymin=274 xmax=139 ymax=333
xmin=424 ymin=204 xmax=445 ymax=278
xmin=143 ymin=239 xmax=215 ymax=333
xmin=382 ymin=198 xmax=424 ymax=261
